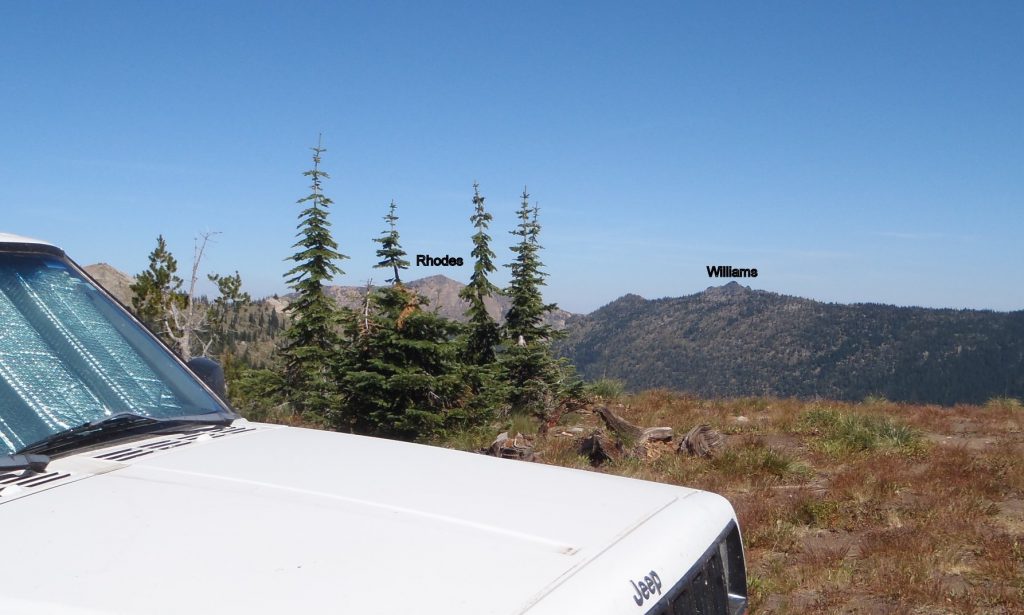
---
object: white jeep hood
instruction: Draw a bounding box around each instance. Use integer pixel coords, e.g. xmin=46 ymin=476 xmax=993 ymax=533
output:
xmin=0 ymin=422 xmax=736 ymax=615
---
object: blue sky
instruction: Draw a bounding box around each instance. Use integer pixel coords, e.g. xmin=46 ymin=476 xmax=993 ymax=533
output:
xmin=1 ymin=1 xmax=1021 ymax=313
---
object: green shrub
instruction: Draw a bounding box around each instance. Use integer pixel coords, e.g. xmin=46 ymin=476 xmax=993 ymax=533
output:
xmin=587 ymin=378 xmax=626 ymax=399
xmin=985 ymin=396 xmax=1022 ymax=411
xmin=713 ymin=447 xmax=810 ymax=481
xmin=799 ymin=407 xmax=921 ymax=455
xmin=228 ymin=367 xmax=285 ymax=421
xmin=795 ymin=499 xmax=840 ymax=528
xmin=751 ymin=448 xmax=791 ymax=477
xmin=799 ymin=406 xmax=842 ymax=431
xmin=507 ymin=413 xmax=541 ymax=437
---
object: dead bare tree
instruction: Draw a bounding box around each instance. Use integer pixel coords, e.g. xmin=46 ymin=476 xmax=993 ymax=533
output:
xmin=359 ymin=279 xmax=374 ymax=338
xmin=166 ymin=231 xmax=220 ymax=361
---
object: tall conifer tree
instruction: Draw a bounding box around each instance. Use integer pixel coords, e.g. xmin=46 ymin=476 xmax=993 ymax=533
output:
xmin=373 ymin=200 xmax=410 ymax=285
xmin=281 ymin=138 xmax=347 ymax=416
xmin=131 ymin=234 xmax=184 ymax=344
xmin=500 ymin=188 xmax=578 ymax=417
xmin=504 ymin=188 xmax=555 ymax=344
xmin=459 ymin=183 xmax=501 ymax=365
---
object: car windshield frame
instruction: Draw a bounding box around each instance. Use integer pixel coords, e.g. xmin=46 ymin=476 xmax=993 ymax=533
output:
xmin=0 ymin=243 xmax=234 ymax=455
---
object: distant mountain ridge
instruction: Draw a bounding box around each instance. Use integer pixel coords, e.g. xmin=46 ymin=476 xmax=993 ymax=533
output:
xmin=555 ymin=282 xmax=1024 ymax=405
xmin=84 ymin=263 xmax=1022 ymax=404
xmin=81 ymin=265 xmax=573 ymax=329
xmin=316 ymin=275 xmax=574 ymax=329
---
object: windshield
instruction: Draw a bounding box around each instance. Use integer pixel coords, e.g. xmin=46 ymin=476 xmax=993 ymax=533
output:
xmin=0 ymin=251 xmax=228 ymax=454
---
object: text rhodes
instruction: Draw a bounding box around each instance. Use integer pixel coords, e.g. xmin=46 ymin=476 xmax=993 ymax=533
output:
xmin=416 ymin=254 xmax=464 ymax=266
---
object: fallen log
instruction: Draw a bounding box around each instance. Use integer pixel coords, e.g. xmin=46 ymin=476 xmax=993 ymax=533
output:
xmin=595 ymin=404 xmax=643 ymax=441
xmin=641 ymin=427 xmax=674 ymax=442
xmin=594 ymin=404 xmax=674 ymax=457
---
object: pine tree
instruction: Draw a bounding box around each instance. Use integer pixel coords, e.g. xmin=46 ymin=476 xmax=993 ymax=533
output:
xmin=504 ymin=188 xmax=555 ymax=344
xmin=280 ymin=138 xmax=347 ymax=417
xmin=340 ymin=284 xmax=465 ymax=440
xmin=206 ymin=271 xmax=251 ymax=355
xmin=334 ymin=200 xmax=469 ymax=438
xmin=373 ymin=200 xmax=410 ymax=285
xmin=459 ymin=182 xmax=501 ymax=365
xmin=131 ymin=234 xmax=184 ymax=344
xmin=500 ymin=189 xmax=577 ymax=417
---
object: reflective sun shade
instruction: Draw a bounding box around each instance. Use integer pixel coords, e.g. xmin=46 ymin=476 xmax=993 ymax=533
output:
xmin=0 ymin=253 xmax=225 ymax=454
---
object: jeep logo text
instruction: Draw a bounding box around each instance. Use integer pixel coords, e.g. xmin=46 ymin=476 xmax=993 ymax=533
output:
xmin=630 ymin=570 xmax=663 ymax=606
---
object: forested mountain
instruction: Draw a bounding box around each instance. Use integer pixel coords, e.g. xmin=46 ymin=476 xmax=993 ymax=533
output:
xmin=84 ymin=263 xmax=285 ymax=367
xmin=555 ymin=282 xmax=1024 ymax=405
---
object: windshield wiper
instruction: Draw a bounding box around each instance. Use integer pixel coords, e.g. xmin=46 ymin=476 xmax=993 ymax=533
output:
xmin=15 ymin=412 xmax=231 ymax=456
xmin=1 ymin=453 xmax=50 ymax=472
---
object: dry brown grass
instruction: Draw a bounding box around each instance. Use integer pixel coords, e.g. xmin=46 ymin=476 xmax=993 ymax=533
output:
xmin=526 ymin=393 xmax=1024 ymax=614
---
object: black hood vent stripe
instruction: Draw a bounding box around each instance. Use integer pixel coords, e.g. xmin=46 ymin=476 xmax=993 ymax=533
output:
xmin=90 ymin=424 xmax=257 ymax=462
xmin=0 ymin=470 xmax=73 ymax=496
xmin=0 ymin=424 xmax=260 ymax=501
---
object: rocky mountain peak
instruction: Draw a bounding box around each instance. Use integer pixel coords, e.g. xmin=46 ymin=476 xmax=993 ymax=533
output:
xmin=83 ymin=263 xmax=135 ymax=305
xmin=703 ymin=281 xmax=752 ymax=300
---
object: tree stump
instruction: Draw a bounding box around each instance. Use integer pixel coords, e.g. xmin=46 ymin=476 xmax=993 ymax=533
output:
xmin=678 ymin=424 xmax=723 ymax=458
xmin=486 ymin=432 xmax=536 ymax=462
xmin=578 ymin=429 xmax=621 ymax=466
